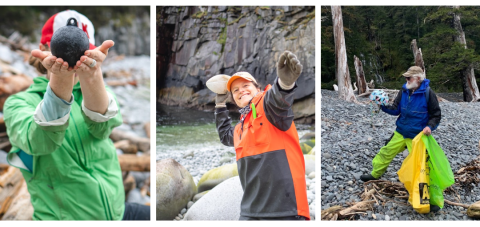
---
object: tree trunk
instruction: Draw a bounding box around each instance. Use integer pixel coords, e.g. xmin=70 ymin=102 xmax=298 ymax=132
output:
xmin=411 ymin=39 xmax=425 ymax=74
xmin=354 ymin=55 xmax=368 ymax=94
xmin=453 ymin=6 xmax=480 ymax=102
xmin=331 ymin=6 xmax=357 ymax=102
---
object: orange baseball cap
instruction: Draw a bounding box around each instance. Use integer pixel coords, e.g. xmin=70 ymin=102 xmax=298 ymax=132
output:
xmin=226 ymin=72 xmax=257 ymax=92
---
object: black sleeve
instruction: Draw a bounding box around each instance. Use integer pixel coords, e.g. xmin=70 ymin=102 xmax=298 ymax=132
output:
xmin=427 ymin=89 xmax=441 ymax=130
xmin=263 ymin=78 xmax=297 ymax=131
xmin=215 ymin=107 xmax=235 ymax=147
xmin=383 ymin=90 xmax=402 ymax=111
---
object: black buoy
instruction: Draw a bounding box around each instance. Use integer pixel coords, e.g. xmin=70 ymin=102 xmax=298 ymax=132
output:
xmin=50 ymin=17 xmax=90 ymax=67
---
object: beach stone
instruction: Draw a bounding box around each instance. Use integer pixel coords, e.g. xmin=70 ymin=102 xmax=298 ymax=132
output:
xmin=193 ymin=190 xmax=210 ymax=202
xmin=184 ymin=176 xmax=243 ymax=220
xmin=304 ymin=155 xmax=315 ymax=175
xmin=187 ymin=201 xmax=194 ymax=209
xmin=156 ymin=159 xmax=197 ymax=220
xmin=308 ymin=171 xmax=315 ymax=179
xmin=197 ymin=163 xmax=238 ymax=192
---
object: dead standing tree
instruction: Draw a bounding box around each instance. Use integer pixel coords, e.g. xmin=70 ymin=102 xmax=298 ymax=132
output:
xmin=354 ymin=55 xmax=368 ymax=95
xmin=453 ymin=6 xmax=480 ymax=102
xmin=332 ymin=6 xmax=357 ymax=102
xmin=411 ymin=39 xmax=425 ymax=73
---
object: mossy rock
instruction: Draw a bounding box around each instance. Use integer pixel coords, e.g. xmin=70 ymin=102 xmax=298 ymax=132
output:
xmin=300 ymin=143 xmax=313 ymax=154
xmin=197 ymin=163 xmax=238 ymax=193
xmin=308 ymin=146 xmax=315 ymax=155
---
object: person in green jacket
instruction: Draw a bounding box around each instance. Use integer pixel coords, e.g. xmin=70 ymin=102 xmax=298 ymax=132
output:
xmin=4 ymin=10 xmax=149 ymax=220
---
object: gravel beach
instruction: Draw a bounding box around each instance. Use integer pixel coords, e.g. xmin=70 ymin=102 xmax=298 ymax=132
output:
xmin=321 ymin=89 xmax=480 ymax=221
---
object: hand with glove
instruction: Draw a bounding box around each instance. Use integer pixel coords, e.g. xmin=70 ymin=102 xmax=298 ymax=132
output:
xmin=215 ymin=93 xmax=230 ymax=108
xmin=276 ymin=50 xmax=303 ymax=90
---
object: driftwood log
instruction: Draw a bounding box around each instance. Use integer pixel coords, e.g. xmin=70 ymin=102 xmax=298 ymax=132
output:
xmin=110 ymin=128 xmax=150 ymax=153
xmin=0 ymin=167 xmax=23 ymax=219
xmin=114 ymin=140 xmax=138 ymax=154
xmin=118 ymin=154 xmax=150 ymax=172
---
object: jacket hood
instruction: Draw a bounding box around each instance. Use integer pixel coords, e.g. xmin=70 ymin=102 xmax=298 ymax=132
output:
xmin=402 ymin=78 xmax=430 ymax=93
xmin=26 ymin=76 xmax=81 ymax=93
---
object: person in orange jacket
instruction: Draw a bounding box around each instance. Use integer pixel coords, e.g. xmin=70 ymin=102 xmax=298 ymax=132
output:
xmin=214 ymin=51 xmax=310 ymax=220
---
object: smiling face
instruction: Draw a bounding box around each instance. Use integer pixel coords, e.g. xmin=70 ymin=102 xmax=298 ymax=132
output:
xmin=230 ymin=78 xmax=260 ymax=108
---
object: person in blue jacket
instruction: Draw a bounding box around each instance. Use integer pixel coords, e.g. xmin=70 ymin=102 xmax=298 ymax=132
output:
xmin=360 ymin=66 xmax=442 ymax=210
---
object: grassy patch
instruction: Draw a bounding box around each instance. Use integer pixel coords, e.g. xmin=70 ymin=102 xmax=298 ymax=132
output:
xmin=192 ymin=10 xmax=208 ymax=19
xmin=228 ymin=13 xmax=246 ymax=25
xmin=285 ymin=36 xmax=298 ymax=41
xmin=217 ymin=18 xmax=228 ymax=53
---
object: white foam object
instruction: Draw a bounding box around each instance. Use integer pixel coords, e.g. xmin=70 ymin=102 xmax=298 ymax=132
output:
xmin=206 ymin=74 xmax=231 ymax=94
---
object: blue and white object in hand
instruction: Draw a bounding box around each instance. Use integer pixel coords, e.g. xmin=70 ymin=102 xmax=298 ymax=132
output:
xmin=369 ymin=89 xmax=389 ymax=106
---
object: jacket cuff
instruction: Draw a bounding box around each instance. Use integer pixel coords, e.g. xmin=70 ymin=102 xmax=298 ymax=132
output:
xmin=34 ymin=100 xmax=71 ymax=126
xmin=276 ymin=78 xmax=297 ymax=93
xmin=215 ymin=107 xmax=228 ymax=113
xmin=82 ymin=91 xmax=119 ymax=123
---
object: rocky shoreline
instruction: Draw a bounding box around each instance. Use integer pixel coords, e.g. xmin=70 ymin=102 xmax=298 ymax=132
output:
xmin=321 ymin=89 xmax=480 ymax=221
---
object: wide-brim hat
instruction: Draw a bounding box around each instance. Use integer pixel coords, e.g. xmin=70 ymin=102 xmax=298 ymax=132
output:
xmin=226 ymin=72 xmax=257 ymax=92
xmin=41 ymin=10 xmax=96 ymax=50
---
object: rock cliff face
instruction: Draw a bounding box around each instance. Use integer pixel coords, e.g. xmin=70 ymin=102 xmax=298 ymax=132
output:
xmin=157 ymin=6 xmax=315 ymax=123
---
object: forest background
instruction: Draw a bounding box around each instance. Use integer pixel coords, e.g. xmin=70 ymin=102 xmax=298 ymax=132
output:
xmin=321 ymin=6 xmax=480 ymax=93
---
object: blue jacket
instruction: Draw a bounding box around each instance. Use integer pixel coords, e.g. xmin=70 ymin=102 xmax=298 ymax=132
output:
xmin=381 ymin=79 xmax=441 ymax=139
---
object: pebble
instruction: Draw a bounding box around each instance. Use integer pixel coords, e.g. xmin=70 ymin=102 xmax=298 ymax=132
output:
xmin=187 ymin=201 xmax=194 ymax=209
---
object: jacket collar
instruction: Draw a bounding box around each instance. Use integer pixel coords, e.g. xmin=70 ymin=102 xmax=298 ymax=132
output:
xmin=26 ymin=76 xmax=81 ymax=93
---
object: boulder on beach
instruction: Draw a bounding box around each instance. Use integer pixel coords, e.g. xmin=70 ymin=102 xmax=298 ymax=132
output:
xmin=184 ymin=176 xmax=243 ymax=220
xmin=304 ymin=155 xmax=315 ymax=176
xmin=197 ymin=163 xmax=238 ymax=193
xmin=156 ymin=159 xmax=197 ymax=220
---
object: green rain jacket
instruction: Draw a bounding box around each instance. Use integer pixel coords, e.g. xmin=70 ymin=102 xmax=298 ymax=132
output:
xmin=3 ymin=77 xmax=125 ymax=220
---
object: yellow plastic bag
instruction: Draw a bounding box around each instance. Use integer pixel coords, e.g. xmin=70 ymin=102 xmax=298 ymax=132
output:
xmin=397 ymin=132 xmax=430 ymax=213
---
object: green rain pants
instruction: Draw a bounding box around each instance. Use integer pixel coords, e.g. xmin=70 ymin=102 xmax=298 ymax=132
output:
xmin=371 ymin=131 xmax=413 ymax=179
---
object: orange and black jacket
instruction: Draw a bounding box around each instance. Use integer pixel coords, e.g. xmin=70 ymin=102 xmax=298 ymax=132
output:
xmin=215 ymin=78 xmax=310 ymax=219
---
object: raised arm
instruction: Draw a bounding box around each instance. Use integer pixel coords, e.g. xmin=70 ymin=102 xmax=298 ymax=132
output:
xmin=214 ymin=94 xmax=234 ymax=147
xmin=74 ymin=40 xmax=122 ymax=139
xmin=263 ymin=50 xmax=302 ymax=131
